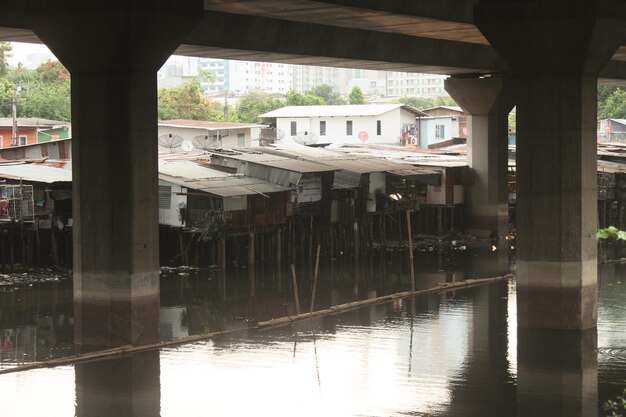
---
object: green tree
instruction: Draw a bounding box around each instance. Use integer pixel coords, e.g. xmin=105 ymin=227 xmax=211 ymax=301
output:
xmin=20 ymin=80 xmax=71 ymax=121
xmin=307 ymin=84 xmax=345 ymax=105
xmin=0 ymin=42 xmax=12 ymax=77
xmin=235 ymin=90 xmax=284 ymax=123
xmin=285 ymin=89 xmax=324 ymax=106
xmin=599 ymin=88 xmax=626 ymax=120
xmin=348 ymin=86 xmax=366 ymax=104
xmin=0 ymin=60 xmax=72 ymax=121
xmin=158 ymin=80 xmax=222 ymax=121
xmin=36 ymin=60 xmax=70 ymax=84
xmin=394 ymin=96 xmax=437 ymax=110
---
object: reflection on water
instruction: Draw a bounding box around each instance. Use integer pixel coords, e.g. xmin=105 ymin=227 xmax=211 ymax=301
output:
xmin=0 ymin=250 xmax=625 ymax=416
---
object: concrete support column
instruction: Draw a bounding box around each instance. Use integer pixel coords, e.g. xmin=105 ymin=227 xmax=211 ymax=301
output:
xmin=23 ymin=1 xmax=202 ymax=346
xmin=75 ymin=351 xmax=160 ymax=417
xmin=475 ymin=0 xmax=626 ymax=329
xmin=517 ymin=329 xmax=598 ymax=417
xmin=445 ymin=76 xmax=514 ymax=239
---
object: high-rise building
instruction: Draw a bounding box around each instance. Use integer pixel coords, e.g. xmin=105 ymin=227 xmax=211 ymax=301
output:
xmin=292 ymin=65 xmax=340 ymax=92
xmin=229 ymin=61 xmax=293 ymax=94
xmin=385 ymin=72 xmax=448 ymax=98
xmin=198 ymin=58 xmax=230 ymax=92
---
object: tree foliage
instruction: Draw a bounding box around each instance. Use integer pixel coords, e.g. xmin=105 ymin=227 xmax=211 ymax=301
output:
xmin=393 ymin=95 xmax=457 ymax=110
xmin=285 ymin=89 xmax=325 ymax=106
xmin=307 ymin=84 xmax=345 ymax=105
xmin=348 ymin=86 xmax=367 ymax=104
xmin=0 ymin=42 xmax=12 ymax=78
xmin=158 ymin=80 xmax=223 ymax=121
xmin=0 ymin=59 xmax=72 ymax=121
xmin=235 ymin=90 xmax=285 ymax=123
xmin=598 ymin=87 xmax=626 ymax=120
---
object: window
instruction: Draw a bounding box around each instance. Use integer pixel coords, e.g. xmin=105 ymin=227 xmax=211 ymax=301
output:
xmin=435 ymin=124 xmax=445 ymax=139
xmin=159 ymin=185 xmax=171 ymax=209
xmin=237 ymin=133 xmax=245 ymax=146
xmin=377 ymin=120 xmax=381 ymax=136
xmin=346 ymin=120 xmax=353 ymax=136
xmin=19 ymin=135 xmax=27 ymax=146
xmin=320 ymin=121 xmax=326 ymax=136
xmin=290 ymin=121 xmax=297 ymax=136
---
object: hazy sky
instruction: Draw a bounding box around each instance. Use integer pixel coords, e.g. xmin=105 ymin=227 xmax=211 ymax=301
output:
xmin=7 ymin=41 xmax=55 ymax=66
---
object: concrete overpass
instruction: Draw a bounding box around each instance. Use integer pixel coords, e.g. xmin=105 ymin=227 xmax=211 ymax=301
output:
xmin=0 ymin=0 xmax=623 ymax=347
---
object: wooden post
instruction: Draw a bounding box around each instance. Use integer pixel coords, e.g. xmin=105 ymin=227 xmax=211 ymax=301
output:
xmin=353 ymin=220 xmax=360 ymax=261
xmin=406 ymin=210 xmax=415 ymax=292
xmin=290 ymin=263 xmax=301 ymax=315
xmin=309 ymin=216 xmax=314 ymax=262
xmin=218 ymin=238 xmax=226 ymax=270
xmin=276 ymin=228 xmax=283 ymax=292
xmin=178 ymin=230 xmax=187 ymax=266
xmin=248 ymin=231 xmax=255 ymax=267
xmin=310 ymin=244 xmax=321 ymax=313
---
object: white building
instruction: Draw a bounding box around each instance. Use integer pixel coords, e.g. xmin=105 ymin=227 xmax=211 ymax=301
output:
xmin=229 ymin=61 xmax=293 ymax=94
xmin=158 ymin=120 xmax=266 ymax=150
xmin=292 ymin=65 xmax=340 ymax=92
xmin=259 ymin=104 xmax=426 ymax=146
xmin=386 ymin=72 xmax=448 ymax=98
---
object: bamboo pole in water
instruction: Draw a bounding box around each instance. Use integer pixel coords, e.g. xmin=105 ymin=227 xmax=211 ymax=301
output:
xmin=310 ymin=244 xmax=321 ymax=313
xmin=0 ymin=273 xmax=514 ymax=374
xmin=258 ymin=274 xmax=514 ymax=330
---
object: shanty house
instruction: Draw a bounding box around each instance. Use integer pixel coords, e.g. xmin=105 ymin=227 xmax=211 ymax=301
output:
xmin=598 ymin=119 xmax=626 ymax=143
xmin=0 ymin=118 xmax=70 ymax=148
xmin=259 ymin=104 xmax=427 ymax=147
xmin=158 ymin=120 xmax=266 ymax=150
xmin=157 ymin=155 xmax=292 ymax=233
xmin=418 ymin=106 xmax=466 ymax=148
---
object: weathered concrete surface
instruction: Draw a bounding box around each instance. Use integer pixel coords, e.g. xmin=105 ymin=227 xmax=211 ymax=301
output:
xmin=517 ymin=328 xmax=598 ymax=417
xmin=445 ymin=76 xmax=514 ymax=250
xmin=476 ymin=0 xmax=626 ymax=329
xmin=22 ymin=1 xmax=203 ymax=347
xmin=75 ymin=351 xmax=160 ymax=417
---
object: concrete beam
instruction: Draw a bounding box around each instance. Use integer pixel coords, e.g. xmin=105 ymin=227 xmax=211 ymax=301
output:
xmin=181 ymin=10 xmax=505 ymax=75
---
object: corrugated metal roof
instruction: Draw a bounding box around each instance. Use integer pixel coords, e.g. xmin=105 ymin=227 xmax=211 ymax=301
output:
xmin=160 ymin=174 xmax=291 ymax=197
xmin=0 ymin=118 xmax=70 ymax=128
xmin=421 ymin=106 xmax=464 ymax=113
xmin=158 ymin=159 xmax=229 ymax=179
xmin=260 ymin=104 xmax=423 ymax=118
xmin=0 ymin=162 xmax=72 ymax=183
xmin=209 ymin=150 xmax=336 ymax=173
xmin=257 ymin=145 xmax=408 ymax=174
xmin=159 ymin=120 xmax=266 ymax=130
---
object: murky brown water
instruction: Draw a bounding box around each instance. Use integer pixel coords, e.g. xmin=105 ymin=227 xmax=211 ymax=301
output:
xmin=0 ymin=249 xmax=625 ymax=417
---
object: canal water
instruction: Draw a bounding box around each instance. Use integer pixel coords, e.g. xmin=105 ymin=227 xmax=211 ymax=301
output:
xmin=0 ymin=247 xmax=625 ymax=416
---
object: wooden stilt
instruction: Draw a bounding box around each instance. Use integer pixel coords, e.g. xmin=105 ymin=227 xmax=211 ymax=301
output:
xmin=406 ymin=210 xmax=415 ymax=292
xmin=291 ymin=263 xmax=301 ymax=315
xmin=310 ymin=244 xmax=321 ymax=313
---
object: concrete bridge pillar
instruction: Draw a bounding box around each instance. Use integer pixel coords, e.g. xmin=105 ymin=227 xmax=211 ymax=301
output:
xmin=445 ymin=75 xmax=514 ymax=239
xmin=475 ymin=0 xmax=626 ymax=329
xmin=22 ymin=1 xmax=203 ymax=347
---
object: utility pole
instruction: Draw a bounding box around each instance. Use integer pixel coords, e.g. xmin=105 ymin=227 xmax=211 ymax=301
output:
xmin=11 ymin=87 xmax=18 ymax=146
xmin=11 ymin=86 xmax=25 ymax=147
